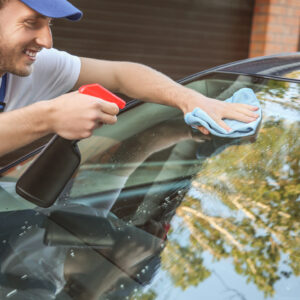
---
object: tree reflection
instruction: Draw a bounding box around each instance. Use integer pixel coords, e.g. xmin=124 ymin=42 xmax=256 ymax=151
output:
xmin=161 ymin=80 xmax=300 ymax=297
xmin=162 ymin=241 xmax=210 ymax=290
xmin=131 ymin=290 xmax=157 ymax=300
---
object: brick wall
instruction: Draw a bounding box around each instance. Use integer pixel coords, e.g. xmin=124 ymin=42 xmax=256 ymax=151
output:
xmin=249 ymin=0 xmax=300 ymax=57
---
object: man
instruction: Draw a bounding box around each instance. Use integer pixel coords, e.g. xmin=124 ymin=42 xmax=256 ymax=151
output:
xmin=0 ymin=0 xmax=259 ymax=157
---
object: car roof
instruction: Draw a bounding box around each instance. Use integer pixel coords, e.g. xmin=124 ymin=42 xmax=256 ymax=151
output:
xmin=180 ymin=52 xmax=300 ymax=83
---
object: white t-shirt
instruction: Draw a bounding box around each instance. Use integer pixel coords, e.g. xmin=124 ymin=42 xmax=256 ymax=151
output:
xmin=0 ymin=48 xmax=81 ymax=112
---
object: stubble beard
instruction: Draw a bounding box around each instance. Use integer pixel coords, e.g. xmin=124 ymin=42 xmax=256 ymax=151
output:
xmin=0 ymin=41 xmax=34 ymax=77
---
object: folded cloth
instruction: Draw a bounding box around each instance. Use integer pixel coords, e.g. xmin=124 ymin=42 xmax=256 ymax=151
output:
xmin=184 ymin=88 xmax=262 ymax=138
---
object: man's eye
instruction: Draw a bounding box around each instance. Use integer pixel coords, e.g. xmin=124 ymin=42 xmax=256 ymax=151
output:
xmin=25 ymin=20 xmax=36 ymax=26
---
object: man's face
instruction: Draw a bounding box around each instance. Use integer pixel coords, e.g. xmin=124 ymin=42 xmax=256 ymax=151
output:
xmin=0 ymin=0 xmax=53 ymax=77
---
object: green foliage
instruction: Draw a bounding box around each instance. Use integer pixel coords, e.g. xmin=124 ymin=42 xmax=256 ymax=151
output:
xmin=161 ymin=241 xmax=211 ymax=290
xmin=131 ymin=290 xmax=157 ymax=300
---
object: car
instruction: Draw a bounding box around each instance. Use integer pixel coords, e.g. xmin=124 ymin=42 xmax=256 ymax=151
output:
xmin=0 ymin=52 xmax=299 ymax=300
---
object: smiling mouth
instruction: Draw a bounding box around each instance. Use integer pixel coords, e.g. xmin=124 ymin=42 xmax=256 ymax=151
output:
xmin=23 ymin=49 xmax=41 ymax=61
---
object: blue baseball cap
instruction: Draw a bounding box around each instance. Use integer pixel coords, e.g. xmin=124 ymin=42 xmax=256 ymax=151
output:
xmin=20 ymin=0 xmax=83 ymax=21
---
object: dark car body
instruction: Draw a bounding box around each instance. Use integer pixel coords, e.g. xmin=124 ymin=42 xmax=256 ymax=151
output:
xmin=0 ymin=53 xmax=299 ymax=300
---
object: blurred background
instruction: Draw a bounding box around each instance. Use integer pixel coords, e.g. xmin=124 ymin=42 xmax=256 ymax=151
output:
xmin=52 ymin=0 xmax=300 ymax=80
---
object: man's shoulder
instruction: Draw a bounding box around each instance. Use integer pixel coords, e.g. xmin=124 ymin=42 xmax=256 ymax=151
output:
xmin=34 ymin=48 xmax=80 ymax=74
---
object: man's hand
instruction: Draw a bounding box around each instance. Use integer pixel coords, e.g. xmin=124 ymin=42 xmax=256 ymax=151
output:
xmin=49 ymin=91 xmax=119 ymax=140
xmin=180 ymin=91 xmax=260 ymax=135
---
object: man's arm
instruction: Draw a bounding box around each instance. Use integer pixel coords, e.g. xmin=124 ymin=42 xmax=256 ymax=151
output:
xmin=75 ymin=57 xmax=259 ymax=134
xmin=0 ymin=57 xmax=258 ymax=158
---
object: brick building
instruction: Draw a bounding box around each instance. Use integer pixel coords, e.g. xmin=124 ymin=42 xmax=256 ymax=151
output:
xmin=249 ymin=0 xmax=300 ymax=57
xmin=53 ymin=0 xmax=300 ymax=79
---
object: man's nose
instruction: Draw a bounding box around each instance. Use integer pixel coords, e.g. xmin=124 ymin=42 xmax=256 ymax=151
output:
xmin=35 ymin=25 xmax=53 ymax=49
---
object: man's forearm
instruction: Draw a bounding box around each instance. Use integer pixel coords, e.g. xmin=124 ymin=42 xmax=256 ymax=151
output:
xmin=76 ymin=58 xmax=206 ymax=114
xmin=0 ymin=101 xmax=52 ymax=156
xmin=112 ymin=62 xmax=204 ymax=112
xmin=108 ymin=62 xmax=259 ymax=130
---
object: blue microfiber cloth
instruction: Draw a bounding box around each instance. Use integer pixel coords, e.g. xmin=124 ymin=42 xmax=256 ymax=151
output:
xmin=184 ymin=88 xmax=262 ymax=138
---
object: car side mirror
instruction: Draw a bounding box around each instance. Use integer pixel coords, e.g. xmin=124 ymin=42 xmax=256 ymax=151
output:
xmin=16 ymin=135 xmax=81 ymax=207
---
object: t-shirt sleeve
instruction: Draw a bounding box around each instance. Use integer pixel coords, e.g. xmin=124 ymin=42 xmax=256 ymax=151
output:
xmin=32 ymin=48 xmax=81 ymax=100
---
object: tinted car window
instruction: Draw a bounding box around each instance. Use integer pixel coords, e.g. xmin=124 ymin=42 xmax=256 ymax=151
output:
xmin=0 ymin=72 xmax=299 ymax=300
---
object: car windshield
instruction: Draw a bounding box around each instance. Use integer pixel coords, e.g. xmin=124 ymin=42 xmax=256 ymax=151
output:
xmin=0 ymin=72 xmax=299 ymax=300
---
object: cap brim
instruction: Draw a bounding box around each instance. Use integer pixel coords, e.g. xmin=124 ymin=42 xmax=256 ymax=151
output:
xmin=20 ymin=0 xmax=83 ymax=21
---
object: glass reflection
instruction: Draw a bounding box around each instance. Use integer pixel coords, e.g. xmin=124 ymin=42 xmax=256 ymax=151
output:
xmin=159 ymin=76 xmax=300 ymax=299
